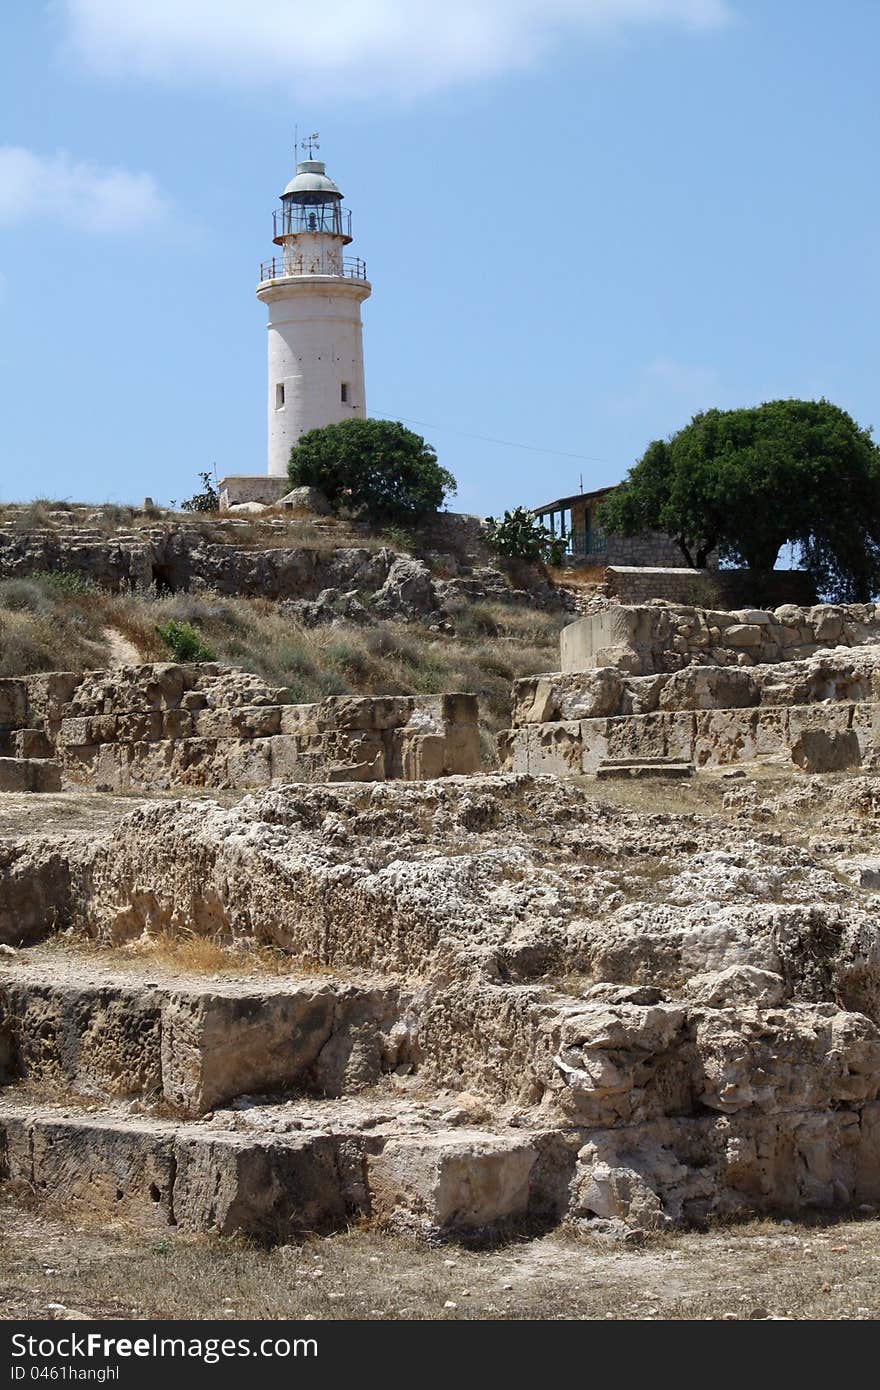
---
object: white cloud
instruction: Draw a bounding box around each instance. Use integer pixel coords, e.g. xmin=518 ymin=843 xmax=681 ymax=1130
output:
xmin=0 ymin=146 xmax=169 ymax=234
xmin=61 ymin=0 xmax=732 ymax=94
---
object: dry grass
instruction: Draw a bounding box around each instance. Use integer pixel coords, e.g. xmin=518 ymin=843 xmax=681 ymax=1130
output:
xmin=0 ymin=1202 xmax=877 ymax=1321
xmin=114 ymin=930 xmax=327 ymax=977
xmin=0 ymin=577 xmax=565 ymax=732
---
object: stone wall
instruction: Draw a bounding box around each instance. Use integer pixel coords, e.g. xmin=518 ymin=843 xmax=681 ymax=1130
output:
xmin=560 ymin=602 xmax=880 ymax=675
xmin=604 ymin=566 xmax=817 ymax=608
xmin=605 ymin=531 xmax=704 ymax=568
xmin=604 ymin=567 xmax=717 ymax=606
xmin=0 ymin=664 xmax=481 ymax=793
xmin=501 ymin=646 xmax=880 ymax=776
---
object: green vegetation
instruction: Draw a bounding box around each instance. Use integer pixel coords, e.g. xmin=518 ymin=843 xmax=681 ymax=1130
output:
xmin=155 ymin=620 xmax=216 ymax=664
xmin=288 ymin=418 xmax=456 ymax=522
xmin=179 ymin=471 xmax=219 ymax=514
xmin=0 ymin=575 xmax=565 ymax=733
xmin=485 ymin=506 xmax=567 ymax=566
xmin=599 ymin=399 xmax=880 ymax=600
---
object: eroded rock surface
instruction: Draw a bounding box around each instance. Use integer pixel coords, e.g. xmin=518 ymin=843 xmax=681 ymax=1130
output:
xmin=3 ymin=771 xmax=880 ymax=1236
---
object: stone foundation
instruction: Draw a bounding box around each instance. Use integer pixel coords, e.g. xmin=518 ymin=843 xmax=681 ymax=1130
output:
xmin=560 ymin=602 xmax=880 ymax=675
xmin=0 ymin=664 xmax=481 ymax=792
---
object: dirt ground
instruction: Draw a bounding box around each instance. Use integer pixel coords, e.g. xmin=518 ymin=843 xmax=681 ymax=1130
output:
xmin=0 ymin=1201 xmax=878 ymax=1322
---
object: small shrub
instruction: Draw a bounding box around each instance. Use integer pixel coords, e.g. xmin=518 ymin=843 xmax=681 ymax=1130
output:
xmin=31 ymin=569 xmax=94 ymax=595
xmin=155 ymin=620 xmax=216 ymax=663
xmin=180 ymin=472 xmax=219 ymax=514
xmin=0 ymin=579 xmax=51 ymax=613
xmin=485 ymin=507 xmax=567 ymax=566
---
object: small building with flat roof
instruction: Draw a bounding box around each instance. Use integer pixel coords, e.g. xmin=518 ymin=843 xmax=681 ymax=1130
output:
xmin=532 ymin=486 xmax=712 ymax=568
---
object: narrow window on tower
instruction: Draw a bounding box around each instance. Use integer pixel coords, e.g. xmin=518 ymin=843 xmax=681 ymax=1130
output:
xmin=275 ymin=383 xmax=285 ymax=409
xmin=340 ymin=382 xmax=349 ymax=404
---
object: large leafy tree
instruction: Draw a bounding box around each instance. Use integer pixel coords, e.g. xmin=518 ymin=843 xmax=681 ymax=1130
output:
xmin=288 ymin=418 xmax=456 ymax=523
xmin=599 ymin=399 xmax=880 ymax=600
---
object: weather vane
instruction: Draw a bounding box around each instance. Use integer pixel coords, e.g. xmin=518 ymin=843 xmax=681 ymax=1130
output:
xmin=301 ymin=131 xmax=320 ymax=159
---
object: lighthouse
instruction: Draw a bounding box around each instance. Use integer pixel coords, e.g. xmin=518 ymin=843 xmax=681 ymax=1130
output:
xmin=256 ymin=146 xmax=372 ymax=479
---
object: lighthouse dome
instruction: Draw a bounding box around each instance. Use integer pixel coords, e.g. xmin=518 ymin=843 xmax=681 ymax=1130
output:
xmin=282 ymin=161 xmax=342 ymax=202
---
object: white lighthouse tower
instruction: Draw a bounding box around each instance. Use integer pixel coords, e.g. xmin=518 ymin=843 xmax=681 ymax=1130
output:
xmin=256 ymin=143 xmax=372 ymax=479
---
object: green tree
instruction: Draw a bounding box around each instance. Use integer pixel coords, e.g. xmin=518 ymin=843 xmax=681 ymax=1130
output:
xmin=485 ymin=507 xmax=567 ymax=566
xmin=288 ymin=418 xmax=456 ymax=523
xmin=599 ymin=399 xmax=880 ymax=600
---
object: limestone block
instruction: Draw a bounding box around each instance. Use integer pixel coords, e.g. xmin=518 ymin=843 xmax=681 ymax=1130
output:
xmin=0 ymin=981 xmax=162 ymax=1098
xmin=604 ymin=713 xmax=666 ymax=762
xmin=665 ymin=711 xmax=697 ymax=762
xmin=269 ymin=734 xmax=312 ymax=782
xmin=731 ymin=609 xmax=773 ymax=625
xmin=172 ymin=1131 xmax=348 ymax=1238
xmin=498 ymin=729 xmax=529 ymax=774
xmin=367 ymin=1132 xmax=536 ymax=1231
xmin=693 ymin=709 xmax=758 ymax=767
xmin=194 ymin=706 xmax=282 ymax=739
xmin=0 ymin=758 xmax=61 ymax=793
xmin=835 ymin=857 xmax=880 ymax=891
xmin=851 ymin=703 xmax=880 ymax=764
xmin=570 ymin=1139 xmax=676 ymax=1231
xmin=162 ymin=709 xmax=193 ymax=739
xmin=810 ymin=606 xmax=845 ymax=642
xmin=624 ymin=673 xmax=672 ymax=715
xmin=560 ymin=609 xmax=657 ymax=674
xmin=724 ymin=624 xmax=764 ymax=648
xmin=791 ymin=728 xmax=862 ymax=773
xmin=685 ymin=965 xmax=786 ymax=1008
xmin=280 ymin=703 xmax=320 ymax=735
xmin=511 ymin=676 xmax=558 ymax=726
xmin=658 ymin=666 xmax=757 ymax=712
xmin=753 ymin=708 xmax=789 ymax=758
xmin=181 ymin=691 xmax=207 ymax=712
xmin=317 ymin=697 xmax=381 ymax=733
xmin=12 ymin=728 xmax=53 ymax=759
xmin=788 ymin=703 xmax=854 ymax=740
xmin=521 ymin=721 xmax=584 ymax=776
xmin=392 ymin=731 xmax=445 ymax=781
xmin=774 ymin=604 xmax=806 ymax=625
xmin=160 ymin=987 xmax=338 ymax=1115
xmin=442 ymin=723 xmax=481 ymax=775
xmin=62 ymin=742 xmax=131 ymax=791
xmin=58 ymin=716 xmax=108 ymax=749
xmin=116 ymin=711 xmax=164 ymax=743
xmin=224 ymin=738 xmax=274 ymax=788
xmin=0 ymin=680 xmax=28 ymax=726
xmin=22 ymin=672 xmax=80 ymax=725
xmin=28 ymin=1117 xmax=176 ymax=1230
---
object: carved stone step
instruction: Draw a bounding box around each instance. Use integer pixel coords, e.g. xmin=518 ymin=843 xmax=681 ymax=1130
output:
xmin=0 ymin=961 xmax=405 ymax=1115
xmin=0 ymin=758 xmax=62 ymax=793
xmin=596 ymin=760 xmax=695 ymax=780
xmin=0 ymin=1097 xmax=540 ymax=1239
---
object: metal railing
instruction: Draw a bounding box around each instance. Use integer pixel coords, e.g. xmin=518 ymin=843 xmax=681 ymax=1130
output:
xmin=259 ymin=255 xmax=368 ymax=283
xmin=570 ymin=528 xmax=608 ymax=557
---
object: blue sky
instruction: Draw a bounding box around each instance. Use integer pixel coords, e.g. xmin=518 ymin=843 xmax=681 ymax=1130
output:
xmin=0 ymin=1 xmax=877 ymax=516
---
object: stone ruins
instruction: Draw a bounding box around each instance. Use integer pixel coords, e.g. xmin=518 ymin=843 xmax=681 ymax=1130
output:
xmin=501 ymin=602 xmax=880 ymax=777
xmin=2 ymin=590 xmax=880 ymax=1242
xmin=0 ymin=664 xmax=480 ymax=794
